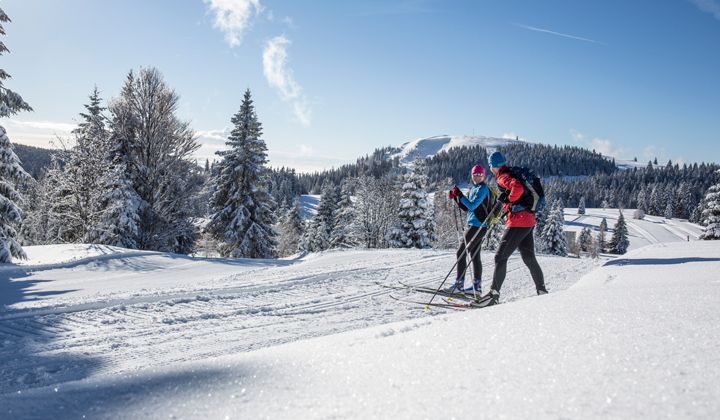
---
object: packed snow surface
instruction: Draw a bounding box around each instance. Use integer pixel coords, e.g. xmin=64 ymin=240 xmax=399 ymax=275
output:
xmin=1 ymin=215 xmax=717 ymax=419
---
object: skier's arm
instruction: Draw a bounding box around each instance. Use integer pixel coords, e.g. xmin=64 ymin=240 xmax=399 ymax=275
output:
xmin=459 ymin=186 xmax=489 ymax=211
xmin=504 ymin=176 xmax=524 ymax=204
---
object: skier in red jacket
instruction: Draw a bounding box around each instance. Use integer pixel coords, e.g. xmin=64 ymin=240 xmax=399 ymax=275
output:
xmin=484 ymin=151 xmax=547 ymax=306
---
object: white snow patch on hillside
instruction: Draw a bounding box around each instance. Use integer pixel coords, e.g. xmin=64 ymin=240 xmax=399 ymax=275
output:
xmin=393 ymin=134 xmax=526 ymax=164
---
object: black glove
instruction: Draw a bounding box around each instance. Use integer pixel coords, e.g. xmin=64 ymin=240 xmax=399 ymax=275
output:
xmin=498 ymin=190 xmax=509 ymax=203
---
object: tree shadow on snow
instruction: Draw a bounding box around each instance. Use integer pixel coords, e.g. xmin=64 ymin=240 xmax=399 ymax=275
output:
xmin=604 ymin=257 xmax=720 ymax=267
xmin=0 ymin=365 xmax=254 ymax=419
xmin=0 ymin=266 xmax=102 ymax=397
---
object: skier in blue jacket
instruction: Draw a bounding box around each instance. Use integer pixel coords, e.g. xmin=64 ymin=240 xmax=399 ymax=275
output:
xmin=446 ymin=164 xmax=491 ymax=293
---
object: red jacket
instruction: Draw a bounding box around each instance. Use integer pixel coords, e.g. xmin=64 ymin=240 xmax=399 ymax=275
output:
xmin=496 ymin=166 xmax=536 ymax=228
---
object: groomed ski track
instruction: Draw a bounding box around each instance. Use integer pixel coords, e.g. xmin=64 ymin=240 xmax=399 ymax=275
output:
xmin=1 ymin=247 xmax=592 ymax=394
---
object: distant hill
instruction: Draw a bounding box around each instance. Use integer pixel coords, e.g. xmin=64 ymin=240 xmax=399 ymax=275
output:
xmin=12 ymin=143 xmax=55 ymax=179
xmin=392 ymin=135 xmax=525 ymax=164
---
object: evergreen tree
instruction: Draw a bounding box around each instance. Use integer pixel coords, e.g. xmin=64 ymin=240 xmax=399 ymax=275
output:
xmin=633 ymin=208 xmax=645 ymax=220
xmin=388 ymin=157 xmax=433 ymax=248
xmin=578 ymin=226 xmax=592 ymax=252
xmin=206 ymin=89 xmax=276 ymax=258
xmin=330 ymin=179 xmax=358 ymax=248
xmin=47 ymin=87 xmax=110 ymax=243
xmin=587 ymin=234 xmax=599 ymax=259
xmin=533 ymin=204 xmax=548 ymax=253
xmin=0 ymin=8 xmax=32 ymax=262
xmin=699 ymin=173 xmax=720 ymax=240
xmin=597 ymin=217 xmax=608 ymax=253
xmin=541 ymin=200 xmax=567 ymax=256
xmin=85 ymin=103 xmax=141 ymax=249
xmin=577 ymin=196 xmax=586 ymax=215
xmin=276 ymin=201 xmax=304 ymax=257
xmin=303 ymin=182 xmax=338 ymax=252
xmin=649 ymin=185 xmax=662 ymax=215
xmin=608 ymin=210 xmax=630 ymax=254
xmin=636 ymin=185 xmax=648 ymax=212
xmin=664 ymin=201 xmax=674 ymax=220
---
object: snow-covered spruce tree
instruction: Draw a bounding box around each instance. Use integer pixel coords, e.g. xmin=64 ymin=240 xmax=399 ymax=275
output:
xmin=533 ymin=204 xmax=548 ymax=253
xmin=541 ymin=200 xmax=567 ymax=256
xmin=633 ymin=208 xmax=645 ymax=220
xmin=330 ymin=178 xmax=358 ymax=249
xmin=597 ymin=217 xmax=608 ymax=252
xmin=85 ymin=100 xmax=141 ymax=249
xmin=664 ymin=202 xmax=674 ymax=220
xmin=699 ymin=173 xmax=720 ymax=240
xmin=577 ymin=196 xmax=586 ymax=215
xmin=578 ymin=226 xmax=593 ymax=253
xmin=106 ymin=68 xmax=201 ymax=253
xmin=206 ymin=89 xmax=276 ymax=258
xmin=587 ymin=234 xmax=599 ymax=259
xmin=18 ymin=173 xmax=51 ymax=245
xmin=303 ymin=182 xmax=338 ymax=252
xmin=388 ymin=157 xmax=433 ymax=248
xmin=608 ymin=210 xmax=629 ymax=254
xmin=276 ymin=200 xmax=304 ymax=257
xmin=45 ymin=87 xmax=110 ymax=243
xmin=0 ymin=8 xmax=32 ymax=262
xmin=636 ymin=185 xmax=648 ymax=213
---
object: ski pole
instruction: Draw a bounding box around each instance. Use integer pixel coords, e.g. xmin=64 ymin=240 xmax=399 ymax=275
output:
xmin=453 ymin=210 xmax=508 ymax=298
xmin=454 ymin=204 xmax=471 ymax=281
xmin=427 ymin=198 xmax=505 ymax=305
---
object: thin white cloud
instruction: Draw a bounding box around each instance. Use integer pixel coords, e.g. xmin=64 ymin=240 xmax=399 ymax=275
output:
xmin=590 ymin=138 xmax=623 ymax=158
xmin=569 ymin=129 xmax=623 ymax=158
xmin=689 ymin=0 xmax=720 ymax=20
xmin=194 ymin=129 xmax=349 ymax=172
xmin=263 ymin=36 xmax=312 ymax=126
xmin=514 ymin=23 xmax=607 ymax=46
xmin=502 ymin=132 xmax=525 ymax=141
xmin=204 ymin=0 xmax=263 ymax=48
xmin=1 ymin=118 xmax=76 ymax=148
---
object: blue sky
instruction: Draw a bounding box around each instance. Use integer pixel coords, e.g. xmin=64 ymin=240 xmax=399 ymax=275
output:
xmin=1 ymin=0 xmax=719 ymax=171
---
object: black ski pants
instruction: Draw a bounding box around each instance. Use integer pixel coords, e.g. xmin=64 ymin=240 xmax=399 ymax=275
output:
xmin=456 ymin=226 xmax=487 ymax=281
xmin=491 ymin=226 xmax=546 ymax=293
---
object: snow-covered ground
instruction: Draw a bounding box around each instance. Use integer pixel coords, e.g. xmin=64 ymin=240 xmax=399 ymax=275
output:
xmin=563 ymin=208 xmax=703 ymax=251
xmin=1 ymin=213 xmax=716 ymax=419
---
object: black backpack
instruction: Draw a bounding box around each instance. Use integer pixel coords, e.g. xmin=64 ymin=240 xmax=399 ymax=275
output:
xmin=472 ymin=183 xmax=502 ymax=223
xmin=501 ymin=167 xmax=545 ymax=213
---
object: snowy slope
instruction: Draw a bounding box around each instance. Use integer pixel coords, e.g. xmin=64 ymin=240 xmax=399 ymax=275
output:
xmin=393 ymin=134 xmax=525 ymax=164
xmin=563 ymin=208 xmax=704 ymax=251
xmin=2 ymin=241 xmax=718 ymax=419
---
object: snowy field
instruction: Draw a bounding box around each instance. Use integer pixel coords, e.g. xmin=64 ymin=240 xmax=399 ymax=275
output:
xmin=0 ymin=213 xmax=716 ymax=419
xmin=563 ymin=208 xmax=704 ymax=251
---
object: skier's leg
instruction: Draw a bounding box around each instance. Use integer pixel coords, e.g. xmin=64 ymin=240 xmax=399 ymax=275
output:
xmin=491 ymin=227 xmax=526 ymax=293
xmin=455 ymin=237 xmax=468 ymax=287
xmin=469 ymin=226 xmax=487 ymax=283
xmin=518 ymin=228 xmax=546 ymax=293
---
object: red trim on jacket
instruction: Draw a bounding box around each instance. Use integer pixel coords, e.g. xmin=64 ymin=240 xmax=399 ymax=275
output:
xmin=496 ymin=166 xmax=536 ymax=228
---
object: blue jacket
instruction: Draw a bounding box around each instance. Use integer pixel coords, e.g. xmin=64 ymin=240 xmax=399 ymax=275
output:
xmin=460 ymin=183 xmax=490 ymax=227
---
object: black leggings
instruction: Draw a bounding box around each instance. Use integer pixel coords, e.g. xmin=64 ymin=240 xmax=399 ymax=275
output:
xmin=456 ymin=226 xmax=487 ymax=280
xmin=491 ymin=226 xmax=545 ymax=293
